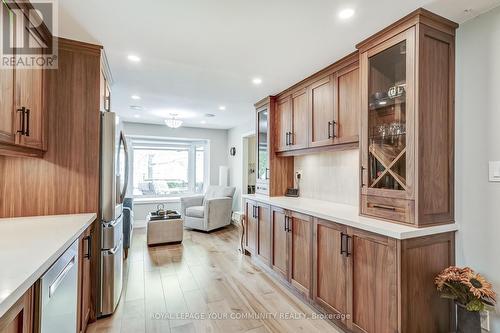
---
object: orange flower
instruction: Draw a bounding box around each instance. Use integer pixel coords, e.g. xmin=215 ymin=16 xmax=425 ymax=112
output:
xmin=435 ymin=266 xmax=464 ymax=290
xmin=461 ymin=270 xmax=496 ymax=302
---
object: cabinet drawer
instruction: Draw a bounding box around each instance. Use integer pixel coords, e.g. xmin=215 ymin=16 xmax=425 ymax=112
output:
xmin=361 ymin=195 xmax=414 ymax=225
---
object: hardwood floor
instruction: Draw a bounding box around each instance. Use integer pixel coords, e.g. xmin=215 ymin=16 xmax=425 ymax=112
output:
xmin=87 ymin=224 xmax=341 ymax=333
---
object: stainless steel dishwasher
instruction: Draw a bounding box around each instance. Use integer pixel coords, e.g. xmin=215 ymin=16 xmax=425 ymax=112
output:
xmin=38 ymin=240 xmax=78 ymax=333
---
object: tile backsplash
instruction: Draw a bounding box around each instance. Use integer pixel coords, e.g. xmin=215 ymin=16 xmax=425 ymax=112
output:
xmin=294 ymin=149 xmax=359 ymax=206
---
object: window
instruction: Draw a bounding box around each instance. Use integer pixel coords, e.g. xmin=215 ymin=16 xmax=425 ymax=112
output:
xmin=131 ymin=138 xmax=208 ymax=198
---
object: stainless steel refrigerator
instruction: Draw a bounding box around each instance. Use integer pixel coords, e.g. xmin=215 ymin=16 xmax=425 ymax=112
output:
xmin=98 ymin=111 xmax=129 ymax=317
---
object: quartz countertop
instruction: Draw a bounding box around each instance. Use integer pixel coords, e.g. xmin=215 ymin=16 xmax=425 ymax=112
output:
xmin=242 ymin=195 xmax=458 ymax=240
xmin=0 ymin=213 xmax=96 ymax=318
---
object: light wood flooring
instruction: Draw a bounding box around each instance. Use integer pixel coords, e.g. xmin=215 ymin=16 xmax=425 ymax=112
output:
xmin=87 ymin=224 xmax=341 ymax=333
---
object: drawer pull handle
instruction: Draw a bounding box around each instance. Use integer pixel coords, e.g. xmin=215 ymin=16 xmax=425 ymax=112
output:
xmin=372 ymin=204 xmax=397 ymax=211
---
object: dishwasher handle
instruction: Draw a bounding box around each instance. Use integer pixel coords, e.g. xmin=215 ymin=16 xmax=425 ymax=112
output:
xmin=48 ymin=256 xmax=76 ymax=299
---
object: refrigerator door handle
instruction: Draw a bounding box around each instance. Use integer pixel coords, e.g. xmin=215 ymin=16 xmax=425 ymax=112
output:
xmin=119 ymin=131 xmax=129 ymax=204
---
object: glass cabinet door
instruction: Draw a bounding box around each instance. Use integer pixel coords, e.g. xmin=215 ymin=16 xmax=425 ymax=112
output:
xmin=257 ymin=109 xmax=269 ymax=181
xmin=367 ymin=40 xmax=408 ymax=192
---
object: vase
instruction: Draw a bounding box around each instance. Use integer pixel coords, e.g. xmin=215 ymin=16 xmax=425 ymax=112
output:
xmin=456 ymin=303 xmax=481 ymax=333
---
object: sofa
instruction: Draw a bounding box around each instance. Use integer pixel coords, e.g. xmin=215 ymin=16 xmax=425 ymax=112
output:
xmin=180 ymin=186 xmax=236 ymax=232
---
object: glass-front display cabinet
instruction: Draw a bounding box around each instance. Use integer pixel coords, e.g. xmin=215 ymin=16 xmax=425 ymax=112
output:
xmin=365 ymin=34 xmax=414 ymax=195
xmin=359 ymin=14 xmax=456 ymax=226
xmin=256 ymin=104 xmax=270 ymax=195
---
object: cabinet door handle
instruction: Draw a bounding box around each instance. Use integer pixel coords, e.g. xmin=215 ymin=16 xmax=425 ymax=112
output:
xmin=328 ymin=121 xmax=336 ymax=139
xmin=371 ymin=204 xmax=397 ymax=211
xmin=265 ymin=168 xmax=270 ymax=180
xmin=24 ymin=109 xmax=30 ymax=136
xmin=285 ymin=132 xmax=289 ymax=146
xmin=360 ymin=166 xmax=366 ymax=188
xmin=346 ymin=235 xmax=352 ymax=257
xmin=340 ymin=233 xmax=347 ymax=256
xmin=289 ymin=132 xmax=294 ymax=145
xmin=287 ymin=217 xmax=292 ymax=233
xmin=84 ymin=234 xmax=92 ymax=259
xmin=17 ymin=107 xmax=26 ymax=135
xmin=255 ymin=207 xmax=259 ymax=219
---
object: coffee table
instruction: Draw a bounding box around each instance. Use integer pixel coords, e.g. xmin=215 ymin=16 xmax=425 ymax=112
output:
xmin=146 ymin=214 xmax=184 ymax=246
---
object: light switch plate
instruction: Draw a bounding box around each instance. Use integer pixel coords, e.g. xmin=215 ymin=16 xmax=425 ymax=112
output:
xmin=489 ymin=161 xmax=500 ymax=182
xmin=480 ymin=310 xmax=490 ymax=331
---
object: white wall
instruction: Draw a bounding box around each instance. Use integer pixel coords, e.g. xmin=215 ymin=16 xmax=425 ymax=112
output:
xmin=227 ymin=121 xmax=255 ymax=212
xmin=455 ymin=7 xmax=500 ymax=331
xmin=294 ymin=150 xmax=359 ymax=206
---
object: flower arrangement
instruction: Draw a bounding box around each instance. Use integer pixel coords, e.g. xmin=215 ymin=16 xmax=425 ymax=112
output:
xmin=435 ymin=266 xmax=496 ymax=312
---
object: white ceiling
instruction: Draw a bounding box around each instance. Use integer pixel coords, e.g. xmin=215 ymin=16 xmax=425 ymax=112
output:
xmin=57 ymin=0 xmax=500 ymax=129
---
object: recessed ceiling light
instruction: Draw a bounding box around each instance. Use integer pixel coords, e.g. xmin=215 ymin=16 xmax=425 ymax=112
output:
xmin=127 ymin=54 xmax=141 ymax=63
xmin=338 ymin=8 xmax=355 ymax=20
xmin=130 ymin=105 xmax=143 ymax=111
xmin=131 ymin=95 xmax=141 ymax=100
xmin=219 ymin=105 xmax=226 ymax=111
xmin=133 ymin=114 xmax=140 ymax=118
xmin=252 ymin=77 xmax=262 ymax=85
xmin=205 ymin=113 xmax=216 ymax=118
xmin=200 ymin=120 xmax=207 ymax=124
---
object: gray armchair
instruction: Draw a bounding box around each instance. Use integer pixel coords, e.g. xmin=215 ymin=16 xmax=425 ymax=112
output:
xmin=181 ymin=186 xmax=236 ymax=231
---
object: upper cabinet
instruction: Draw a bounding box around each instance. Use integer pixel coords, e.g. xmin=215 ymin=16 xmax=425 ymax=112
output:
xmin=0 ymin=1 xmax=49 ymax=157
xmin=273 ymin=52 xmax=360 ymax=156
xmin=358 ymin=9 xmax=458 ymax=226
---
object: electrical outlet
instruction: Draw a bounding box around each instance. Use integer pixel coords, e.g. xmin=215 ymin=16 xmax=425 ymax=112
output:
xmin=295 ymin=170 xmax=303 ymax=180
xmin=480 ymin=310 xmax=490 ymax=331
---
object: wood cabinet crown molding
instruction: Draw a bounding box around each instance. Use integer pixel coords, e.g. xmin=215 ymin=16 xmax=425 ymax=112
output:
xmin=356 ymin=7 xmax=458 ymax=52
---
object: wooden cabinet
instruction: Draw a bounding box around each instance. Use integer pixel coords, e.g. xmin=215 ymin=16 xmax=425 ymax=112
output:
xmin=347 ymin=228 xmax=398 ymax=333
xmin=78 ymin=225 xmax=93 ymax=333
xmin=288 ymin=211 xmax=312 ymax=296
xmin=275 ymin=96 xmax=292 ymax=152
xmin=358 ymin=10 xmax=457 ymax=226
xmin=256 ymin=205 xmax=271 ymax=264
xmin=275 ymin=88 xmax=309 ymax=152
xmin=290 ymin=89 xmax=308 ymax=150
xmin=0 ymin=288 xmax=33 ymax=333
xmin=334 ymin=63 xmax=360 ymax=144
xmin=269 ymin=52 xmax=360 ymax=157
xmin=15 ymin=53 xmax=45 ymax=150
xmin=309 ymin=75 xmax=335 ymax=147
xmin=0 ymin=1 xmax=48 ymax=156
xmin=244 ymin=200 xmax=258 ymax=254
xmin=255 ymin=97 xmax=294 ymax=197
xmin=0 ymin=66 xmax=15 ymax=145
xmin=312 ymin=219 xmax=348 ymax=323
xmin=244 ymin=199 xmax=271 ymax=262
xmin=247 ymin=200 xmax=455 ymax=333
xmin=270 ymin=206 xmax=288 ymax=279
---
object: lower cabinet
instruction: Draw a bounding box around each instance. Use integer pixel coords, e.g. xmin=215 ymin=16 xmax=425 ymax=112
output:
xmin=78 ymin=225 xmax=93 ymax=333
xmin=347 ymin=228 xmax=398 ymax=333
xmin=270 ymin=207 xmax=288 ymax=279
xmin=244 ymin=200 xmax=271 ymax=265
xmin=245 ymin=203 xmax=455 ymax=333
xmin=0 ymin=287 xmax=34 ymax=333
xmin=312 ymin=220 xmax=348 ymax=325
xmin=289 ymin=211 xmax=312 ymax=297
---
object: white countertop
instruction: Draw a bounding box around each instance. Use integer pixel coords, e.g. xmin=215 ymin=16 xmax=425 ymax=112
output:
xmin=242 ymin=195 xmax=458 ymax=240
xmin=0 ymin=213 xmax=96 ymax=318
